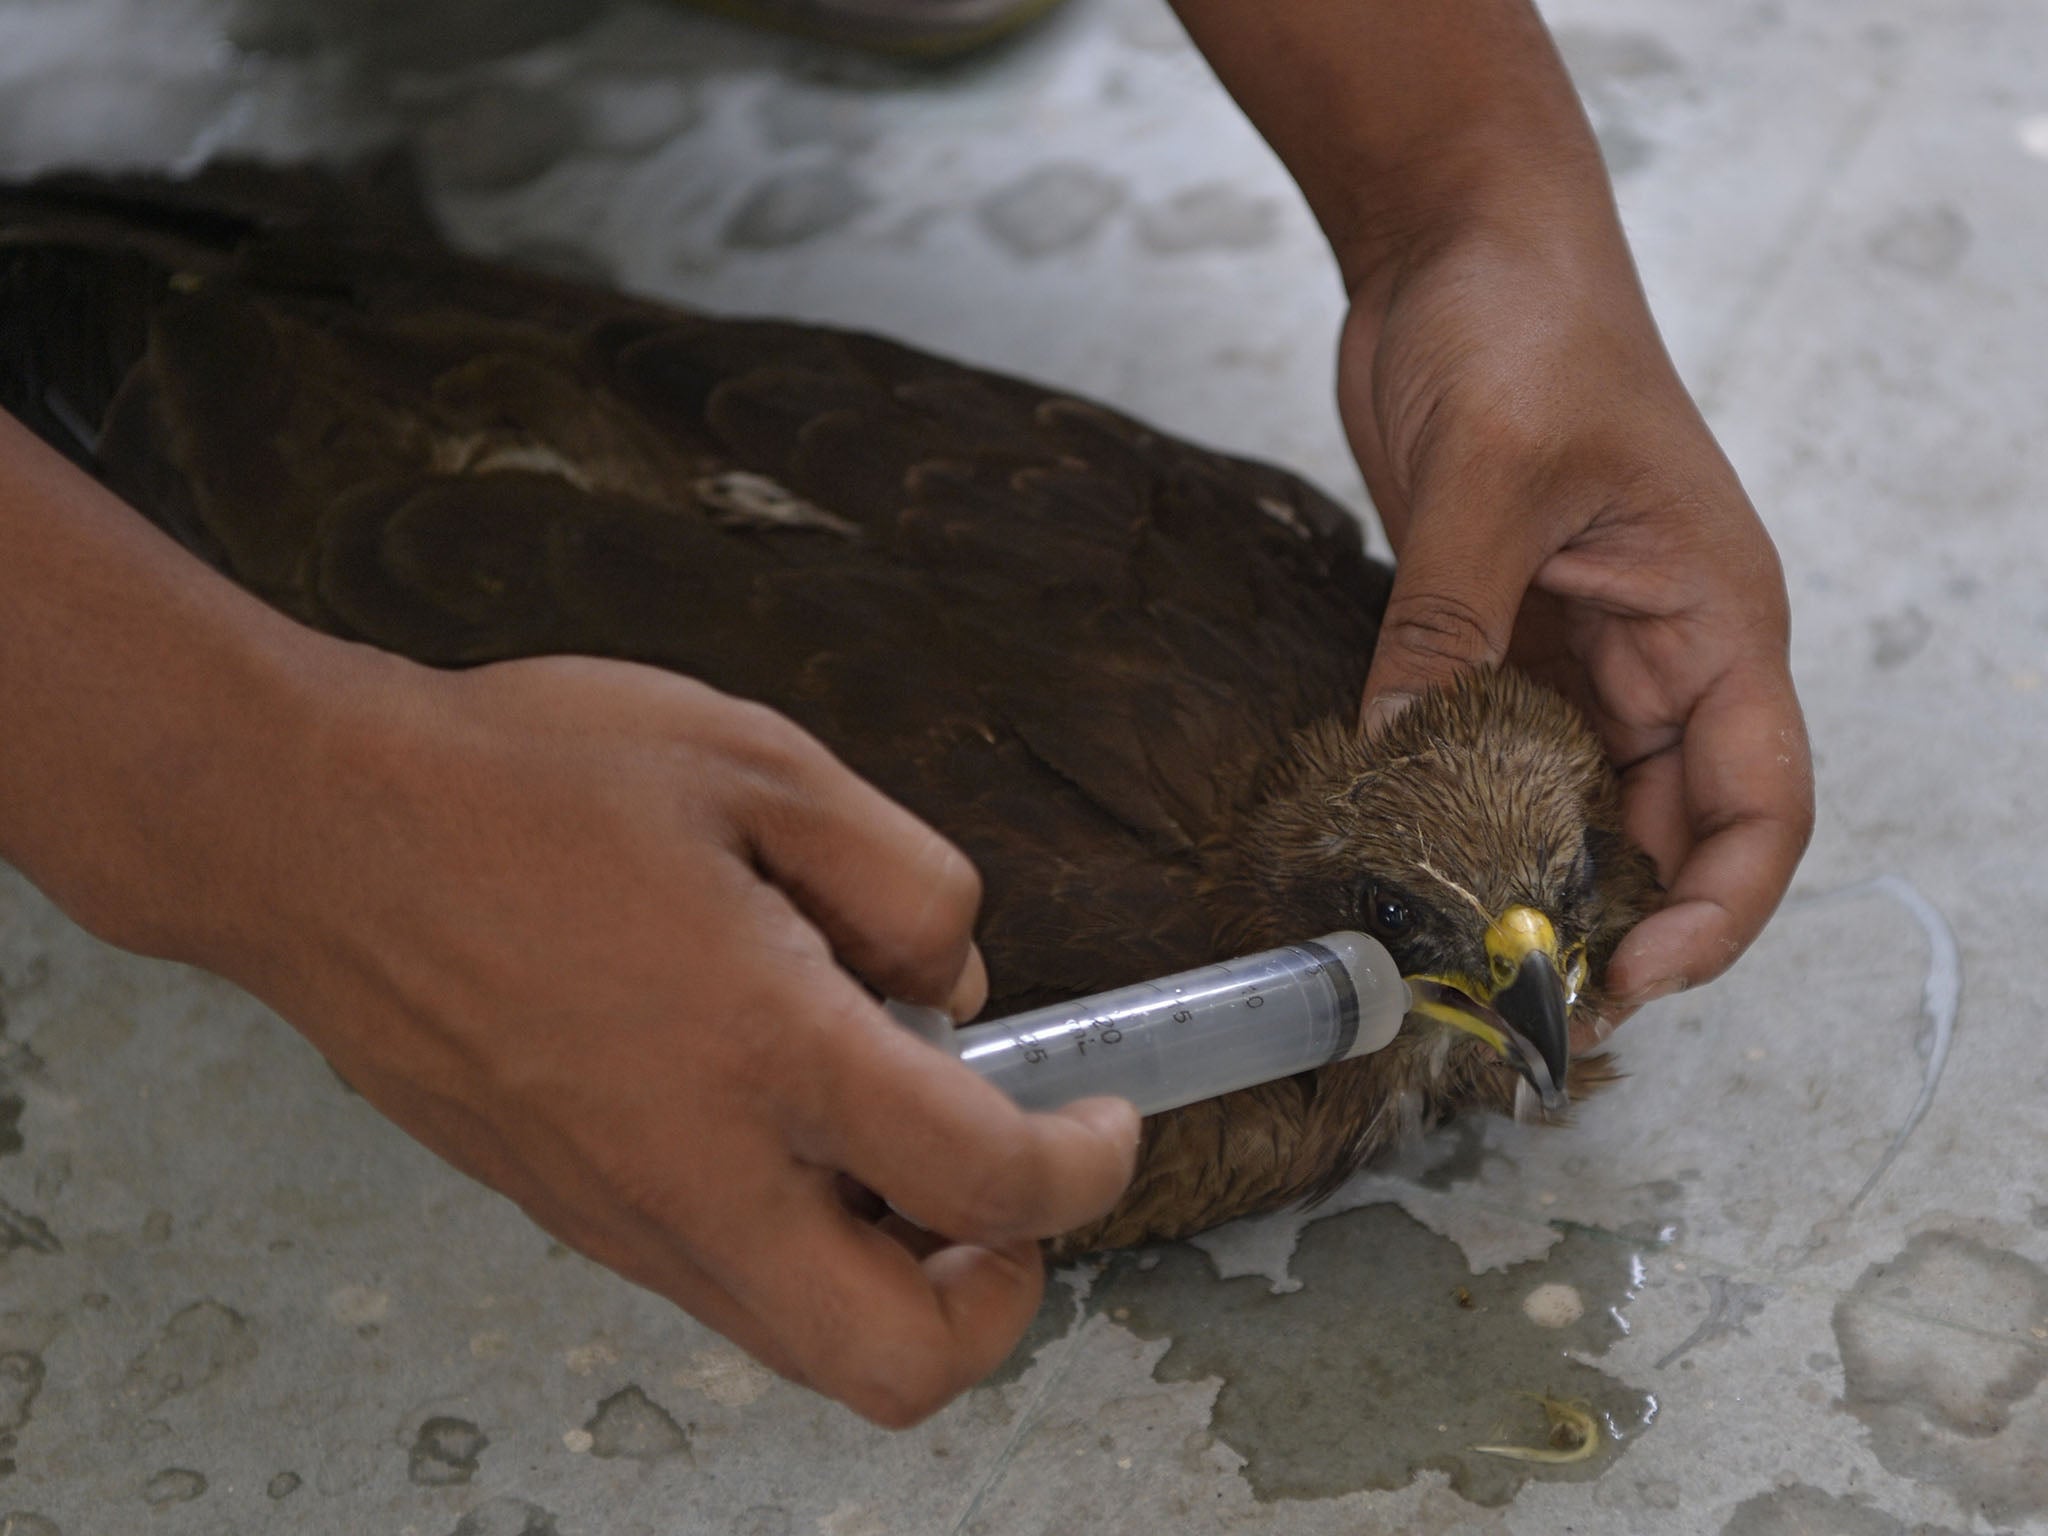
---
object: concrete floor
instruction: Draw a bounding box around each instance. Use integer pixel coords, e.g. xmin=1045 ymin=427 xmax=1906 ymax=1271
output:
xmin=2 ymin=0 xmax=2046 ymax=1531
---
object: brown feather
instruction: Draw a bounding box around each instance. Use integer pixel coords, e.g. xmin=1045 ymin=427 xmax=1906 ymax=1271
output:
xmin=0 ymin=163 xmax=1656 ymax=1255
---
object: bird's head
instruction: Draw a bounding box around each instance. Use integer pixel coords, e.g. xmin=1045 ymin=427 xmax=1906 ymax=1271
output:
xmin=1223 ymin=668 xmax=1659 ymax=1114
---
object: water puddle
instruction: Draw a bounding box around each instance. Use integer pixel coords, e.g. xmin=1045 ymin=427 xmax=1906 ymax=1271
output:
xmin=1098 ymin=1202 xmax=1658 ymax=1506
xmin=1834 ymin=1232 xmax=2048 ymax=1524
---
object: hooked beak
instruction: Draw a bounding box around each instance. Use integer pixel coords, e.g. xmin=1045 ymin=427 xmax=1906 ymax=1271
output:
xmin=1493 ymin=949 xmax=1571 ymax=1108
xmin=1407 ymin=906 xmax=1577 ymax=1111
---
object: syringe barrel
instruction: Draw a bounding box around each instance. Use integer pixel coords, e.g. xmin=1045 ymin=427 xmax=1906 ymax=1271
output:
xmin=949 ymin=932 xmax=1409 ymax=1117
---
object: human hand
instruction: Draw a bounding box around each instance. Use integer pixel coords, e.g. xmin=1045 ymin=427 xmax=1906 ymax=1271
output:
xmin=1162 ymin=0 xmax=1811 ymax=1026
xmin=201 ymin=652 xmax=1140 ymax=1426
xmin=1340 ymin=220 xmax=1814 ymax=1026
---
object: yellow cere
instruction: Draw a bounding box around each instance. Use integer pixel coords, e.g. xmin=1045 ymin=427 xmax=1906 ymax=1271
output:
xmin=1485 ymin=906 xmax=1559 ymax=971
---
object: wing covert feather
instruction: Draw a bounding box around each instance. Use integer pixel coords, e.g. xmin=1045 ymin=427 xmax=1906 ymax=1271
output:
xmin=1 ymin=177 xmax=1391 ymax=1009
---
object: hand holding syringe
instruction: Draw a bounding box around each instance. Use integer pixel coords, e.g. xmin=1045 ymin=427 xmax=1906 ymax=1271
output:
xmin=889 ymin=933 xmax=1412 ymax=1117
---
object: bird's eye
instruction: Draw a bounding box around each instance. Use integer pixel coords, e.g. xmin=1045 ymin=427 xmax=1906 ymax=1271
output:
xmin=1362 ymin=884 xmax=1414 ymax=941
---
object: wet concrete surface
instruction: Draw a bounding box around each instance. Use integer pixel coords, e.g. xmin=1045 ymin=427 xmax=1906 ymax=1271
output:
xmin=581 ymin=1386 xmax=692 ymax=1463
xmin=0 ymin=0 xmax=2045 ymax=1531
xmin=410 ymin=1416 xmax=491 ymax=1486
xmin=1103 ymin=1206 xmax=1657 ymax=1506
xmin=1720 ymin=1482 xmax=1968 ymax=1536
xmin=1834 ymin=1234 xmax=2048 ymax=1525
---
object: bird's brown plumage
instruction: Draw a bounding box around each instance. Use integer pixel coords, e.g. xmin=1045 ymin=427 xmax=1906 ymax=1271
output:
xmin=0 ymin=163 xmax=1657 ymax=1255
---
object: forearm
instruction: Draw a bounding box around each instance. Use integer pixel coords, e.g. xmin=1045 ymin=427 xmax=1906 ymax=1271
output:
xmin=0 ymin=410 xmax=1142 ymax=1425
xmin=0 ymin=409 xmax=346 ymax=965
xmin=1169 ymin=0 xmax=1628 ymax=298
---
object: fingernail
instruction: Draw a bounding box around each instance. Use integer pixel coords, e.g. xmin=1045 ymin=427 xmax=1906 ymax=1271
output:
xmin=1065 ymin=1096 xmax=1141 ymax=1154
xmin=1361 ymin=692 xmax=1417 ymax=739
xmin=884 ymin=998 xmax=955 ymax=1049
xmin=947 ymin=943 xmax=989 ymax=1022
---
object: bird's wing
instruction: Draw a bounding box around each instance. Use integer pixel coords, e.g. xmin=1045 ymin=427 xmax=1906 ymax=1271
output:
xmin=0 ymin=166 xmax=1390 ymax=1007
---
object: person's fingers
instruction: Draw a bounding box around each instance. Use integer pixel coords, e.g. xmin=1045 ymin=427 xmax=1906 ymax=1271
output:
xmin=719 ymin=1192 xmax=1046 ymax=1428
xmin=786 ymin=984 xmax=1139 ymax=1246
xmin=723 ymin=702 xmax=983 ymax=1008
xmin=875 ymin=1208 xmax=948 ymax=1258
xmin=948 ymin=942 xmax=989 ymax=1022
xmin=1604 ymin=666 xmax=1812 ymax=1005
xmin=417 ymin=1029 xmax=1049 ymax=1425
xmin=1615 ymin=742 xmax=1692 ymax=887
xmin=916 ymin=1237 xmax=1049 ymax=1383
xmin=1359 ymin=501 xmax=1547 ymax=734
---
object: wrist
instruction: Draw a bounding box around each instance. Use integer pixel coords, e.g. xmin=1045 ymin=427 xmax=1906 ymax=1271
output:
xmin=1170 ymin=0 xmax=1623 ymax=307
xmin=1336 ymin=146 xmax=1638 ymax=326
xmin=0 ymin=415 xmax=391 ymax=975
xmin=78 ymin=615 xmax=401 ymax=978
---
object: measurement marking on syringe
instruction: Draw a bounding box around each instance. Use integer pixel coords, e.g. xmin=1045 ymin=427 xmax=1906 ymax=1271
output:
xmin=1018 ymin=1015 xmax=1128 ymax=1065
xmin=936 ymin=932 xmax=1404 ymax=1116
xmin=1065 ymin=1017 xmax=1126 ymax=1056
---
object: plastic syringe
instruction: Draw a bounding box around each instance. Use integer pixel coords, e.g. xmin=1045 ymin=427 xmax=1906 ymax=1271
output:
xmin=891 ymin=933 xmax=1410 ymax=1117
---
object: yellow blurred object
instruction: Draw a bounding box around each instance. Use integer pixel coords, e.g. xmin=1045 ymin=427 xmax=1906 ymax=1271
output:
xmin=1471 ymin=1395 xmax=1602 ymax=1465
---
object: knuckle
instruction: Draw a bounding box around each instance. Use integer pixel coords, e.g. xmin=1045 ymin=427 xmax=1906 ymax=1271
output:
xmin=849 ymin=830 xmax=982 ymax=1005
xmin=791 ymin=989 xmax=875 ymax=1102
xmin=899 ymin=836 xmax=983 ymax=957
xmin=716 ymin=699 xmax=831 ymax=790
xmin=717 ymin=711 xmax=854 ymax=848
xmin=1789 ymin=797 xmax=1818 ymax=853
xmin=582 ymin=1143 xmax=698 ymax=1236
xmin=722 ymin=989 xmax=849 ymax=1142
xmin=1381 ymin=590 xmax=1500 ymax=670
xmin=801 ymin=1296 xmax=960 ymax=1428
xmin=716 ymin=1017 xmax=798 ymax=1113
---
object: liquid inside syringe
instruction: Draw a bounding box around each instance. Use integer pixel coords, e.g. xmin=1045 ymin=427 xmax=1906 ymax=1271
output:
xmin=906 ymin=932 xmax=1411 ymax=1117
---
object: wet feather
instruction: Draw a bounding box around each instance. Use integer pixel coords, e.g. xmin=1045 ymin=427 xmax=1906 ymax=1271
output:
xmin=0 ymin=161 xmax=1658 ymax=1254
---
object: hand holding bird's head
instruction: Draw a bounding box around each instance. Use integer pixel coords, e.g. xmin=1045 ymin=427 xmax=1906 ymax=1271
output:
xmin=1227 ymin=668 xmax=1659 ymax=1111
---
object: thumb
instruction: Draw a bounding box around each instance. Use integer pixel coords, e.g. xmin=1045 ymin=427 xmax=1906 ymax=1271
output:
xmin=1360 ymin=509 xmax=1539 ymax=736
